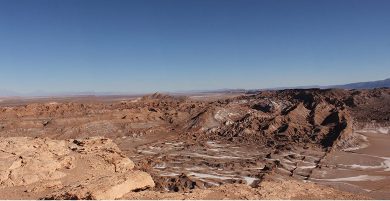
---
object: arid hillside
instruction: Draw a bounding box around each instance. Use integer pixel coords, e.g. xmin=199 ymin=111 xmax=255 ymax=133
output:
xmin=0 ymin=88 xmax=389 ymax=199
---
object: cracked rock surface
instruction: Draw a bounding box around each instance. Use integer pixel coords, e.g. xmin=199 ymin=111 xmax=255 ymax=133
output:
xmin=0 ymin=137 xmax=154 ymax=199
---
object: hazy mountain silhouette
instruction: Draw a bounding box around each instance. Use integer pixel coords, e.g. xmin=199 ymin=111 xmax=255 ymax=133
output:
xmin=326 ymin=78 xmax=390 ymax=89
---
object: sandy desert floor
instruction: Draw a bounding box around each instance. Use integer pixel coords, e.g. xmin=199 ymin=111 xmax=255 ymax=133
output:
xmin=311 ymin=130 xmax=390 ymax=199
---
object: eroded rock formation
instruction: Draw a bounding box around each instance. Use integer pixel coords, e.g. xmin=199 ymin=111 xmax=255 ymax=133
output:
xmin=0 ymin=137 xmax=154 ymax=199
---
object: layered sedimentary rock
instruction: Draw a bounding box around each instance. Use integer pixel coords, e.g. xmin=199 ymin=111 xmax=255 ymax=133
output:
xmin=0 ymin=89 xmax=389 ymax=199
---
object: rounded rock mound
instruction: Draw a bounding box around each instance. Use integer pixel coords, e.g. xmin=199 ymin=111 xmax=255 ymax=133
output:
xmin=0 ymin=136 xmax=154 ymax=200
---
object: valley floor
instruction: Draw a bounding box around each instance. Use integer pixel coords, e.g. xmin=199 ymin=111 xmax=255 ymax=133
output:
xmin=0 ymin=89 xmax=389 ymax=199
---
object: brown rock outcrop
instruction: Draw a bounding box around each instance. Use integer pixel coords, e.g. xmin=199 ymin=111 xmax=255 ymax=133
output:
xmin=0 ymin=137 xmax=154 ymax=200
xmin=44 ymin=171 xmax=154 ymax=200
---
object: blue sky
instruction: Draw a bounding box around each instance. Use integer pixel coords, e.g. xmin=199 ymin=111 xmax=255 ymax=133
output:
xmin=0 ymin=0 xmax=389 ymax=94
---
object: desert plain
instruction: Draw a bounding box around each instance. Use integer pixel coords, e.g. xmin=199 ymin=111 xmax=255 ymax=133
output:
xmin=0 ymin=88 xmax=389 ymax=199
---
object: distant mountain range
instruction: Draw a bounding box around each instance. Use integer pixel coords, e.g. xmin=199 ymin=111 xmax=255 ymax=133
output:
xmin=325 ymin=78 xmax=390 ymax=89
xmin=270 ymin=78 xmax=390 ymax=90
xmin=201 ymin=78 xmax=390 ymax=94
xmin=1 ymin=78 xmax=389 ymax=97
xmin=0 ymin=90 xmax=143 ymax=98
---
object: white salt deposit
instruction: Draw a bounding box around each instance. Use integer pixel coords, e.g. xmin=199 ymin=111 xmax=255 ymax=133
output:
xmin=160 ymin=172 xmax=180 ymax=177
xmin=298 ymin=165 xmax=317 ymax=169
xmin=164 ymin=142 xmax=184 ymax=145
xmin=313 ymin=175 xmax=386 ymax=182
xmin=130 ymin=98 xmax=141 ymax=103
xmin=358 ymin=127 xmax=390 ymax=134
xmin=347 ymin=153 xmax=390 ymax=171
xmin=341 ymin=163 xmax=386 ymax=170
xmin=185 ymin=166 xmax=207 ymax=171
xmin=214 ymin=110 xmax=227 ymax=121
xmin=138 ymin=150 xmax=157 ymax=155
xmin=206 ymin=141 xmax=224 ymax=148
xmin=189 ymin=153 xmax=242 ymax=159
xmin=242 ymin=176 xmax=258 ymax=185
xmin=378 ymin=127 xmax=389 ymax=134
xmin=342 ymin=144 xmax=369 ymax=151
xmin=208 ymin=148 xmax=221 ymax=152
xmin=154 ymin=163 xmax=167 ymax=169
xmin=148 ymin=146 xmax=161 ymax=150
xmin=188 ymin=172 xmax=234 ymax=180
xmin=383 ymin=157 xmax=390 ymax=171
